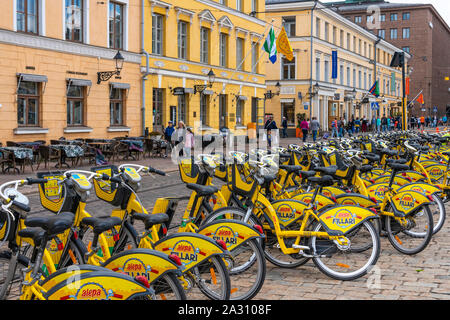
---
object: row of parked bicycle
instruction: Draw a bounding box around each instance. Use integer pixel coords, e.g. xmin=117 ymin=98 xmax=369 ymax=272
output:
xmin=0 ymin=129 xmax=448 ymax=300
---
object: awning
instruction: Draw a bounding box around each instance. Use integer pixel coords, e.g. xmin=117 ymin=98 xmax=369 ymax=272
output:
xmin=17 ymin=73 xmax=48 ymax=94
xmin=184 ymin=88 xmax=194 ymax=94
xmin=237 ymin=95 xmax=248 ymax=101
xmin=280 ymin=98 xmax=295 ymax=103
xmin=67 ymin=78 xmax=92 ymax=87
xmin=110 ymin=82 xmax=130 ymax=89
xmin=17 ymin=73 xmax=48 ymax=83
xmin=67 ymin=78 xmax=92 ymax=97
xmin=203 ymin=90 xmax=214 ymax=95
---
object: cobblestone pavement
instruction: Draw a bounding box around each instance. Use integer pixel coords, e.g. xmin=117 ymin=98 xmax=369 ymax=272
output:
xmin=2 ymin=171 xmax=449 ymax=300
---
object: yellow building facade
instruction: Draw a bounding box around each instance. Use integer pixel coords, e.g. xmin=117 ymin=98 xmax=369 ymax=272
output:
xmin=265 ymin=1 xmax=409 ymax=131
xmin=143 ymin=0 xmax=267 ymax=135
xmin=0 ymin=0 xmax=143 ymax=143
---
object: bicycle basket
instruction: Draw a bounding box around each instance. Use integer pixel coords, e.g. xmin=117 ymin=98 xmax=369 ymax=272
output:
xmin=178 ymin=157 xmax=201 ymax=184
xmin=226 ymin=161 xmax=257 ymax=197
xmin=0 ymin=210 xmax=10 ymax=243
xmin=91 ymin=165 xmax=125 ymax=206
xmin=37 ymin=172 xmax=67 ymax=214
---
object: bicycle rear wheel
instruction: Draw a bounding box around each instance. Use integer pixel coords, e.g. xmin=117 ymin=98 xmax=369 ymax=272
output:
xmin=385 ymin=205 xmax=434 ymax=255
xmin=310 ymin=220 xmax=380 ymax=281
xmin=152 ymin=273 xmax=186 ymax=300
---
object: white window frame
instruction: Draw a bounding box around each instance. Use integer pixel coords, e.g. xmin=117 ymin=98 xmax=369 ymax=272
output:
xmin=62 ymin=0 xmax=89 ymax=43
xmin=107 ymin=0 xmax=129 ymax=50
xmin=14 ymin=0 xmax=46 ymax=36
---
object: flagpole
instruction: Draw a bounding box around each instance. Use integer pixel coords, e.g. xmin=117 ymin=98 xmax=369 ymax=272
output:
xmin=407 ymin=90 xmax=423 ymax=108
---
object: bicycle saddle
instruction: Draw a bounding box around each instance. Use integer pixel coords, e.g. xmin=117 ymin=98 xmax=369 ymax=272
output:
xmin=387 ymin=163 xmax=410 ymax=171
xmin=381 ymin=149 xmax=398 ymax=157
xmin=307 ymin=175 xmax=334 ymax=187
xmin=299 ymin=171 xmax=316 ymax=178
xmin=24 ymin=212 xmax=74 ymax=237
xmin=186 ymin=184 xmax=219 ymax=197
xmin=313 ymin=166 xmax=338 ymax=176
xmin=263 ymin=175 xmax=277 ymax=184
xmin=359 ymin=165 xmax=373 ymax=173
xmin=18 ymin=228 xmax=46 ymax=247
xmin=362 ymin=153 xmax=380 ymax=163
xmin=132 ymin=213 xmax=169 ymax=230
xmin=81 ymin=216 xmax=122 ymax=235
xmin=279 ymin=165 xmax=302 ymax=174
xmin=386 ymin=158 xmax=408 ymax=165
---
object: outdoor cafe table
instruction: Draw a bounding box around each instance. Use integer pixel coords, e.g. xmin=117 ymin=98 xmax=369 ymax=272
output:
xmin=0 ymin=146 xmax=33 ymax=173
xmin=121 ymin=139 xmax=144 ymax=160
xmin=50 ymin=144 xmax=84 ymax=168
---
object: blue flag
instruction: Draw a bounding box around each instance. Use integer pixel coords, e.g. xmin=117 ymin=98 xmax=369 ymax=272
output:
xmin=332 ymin=51 xmax=338 ymax=79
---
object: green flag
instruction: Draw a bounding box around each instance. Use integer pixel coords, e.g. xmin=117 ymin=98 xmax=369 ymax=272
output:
xmin=263 ymin=27 xmax=277 ymax=64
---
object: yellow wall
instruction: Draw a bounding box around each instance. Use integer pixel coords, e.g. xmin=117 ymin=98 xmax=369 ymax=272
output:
xmin=143 ymin=0 xmax=267 ymax=134
xmin=0 ymin=0 xmax=143 ymax=143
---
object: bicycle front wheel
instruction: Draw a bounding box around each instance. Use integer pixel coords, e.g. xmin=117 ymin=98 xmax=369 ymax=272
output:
xmin=310 ymin=220 xmax=380 ymax=281
xmin=190 ymin=256 xmax=231 ymax=300
xmin=152 ymin=273 xmax=186 ymax=300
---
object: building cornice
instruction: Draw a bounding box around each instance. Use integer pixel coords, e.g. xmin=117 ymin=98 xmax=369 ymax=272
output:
xmin=195 ymin=0 xmax=267 ymax=27
xmin=0 ymin=29 xmax=142 ymax=64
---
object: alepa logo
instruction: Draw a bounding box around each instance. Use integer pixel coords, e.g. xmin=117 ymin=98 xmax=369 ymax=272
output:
xmin=341 ymin=199 xmax=357 ymax=206
xmin=70 ymin=282 xmax=120 ymax=300
xmin=211 ymin=226 xmax=239 ymax=247
xmin=398 ymin=193 xmax=415 ymax=211
xmin=429 ymin=167 xmax=443 ymax=178
xmin=331 ymin=209 xmax=358 ymax=229
xmin=171 ymin=240 xmax=200 ymax=266
xmin=276 ymin=204 xmax=296 ymax=222
xmin=118 ymin=258 xmax=152 ymax=281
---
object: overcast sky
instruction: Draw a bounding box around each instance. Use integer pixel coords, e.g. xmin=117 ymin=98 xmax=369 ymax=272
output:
xmin=326 ymin=0 xmax=450 ymax=26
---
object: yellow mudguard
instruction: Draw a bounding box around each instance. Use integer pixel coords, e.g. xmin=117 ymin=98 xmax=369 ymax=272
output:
xmin=40 ymin=265 xmax=107 ymax=292
xmin=397 ymin=182 xmax=442 ymax=196
xmin=373 ymin=175 xmax=411 ymax=186
xmin=268 ymin=199 xmax=308 ymax=228
xmin=292 ymin=192 xmax=335 ymax=211
xmin=101 ymin=249 xmax=182 ymax=284
xmin=424 ymin=164 xmax=447 ymax=181
xmin=399 ymin=170 xmax=428 ymax=183
xmin=153 ymin=233 xmax=229 ymax=272
xmin=197 ymin=220 xmax=264 ymax=251
xmin=334 ymin=193 xmax=377 ymax=208
xmin=390 ymin=190 xmax=432 ymax=217
xmin=367 ymin=183 xmax=401 ymax=203
xmin=321 ymin=186 xmax=347 ymax=198
xmin=44 ymin=271 xmax=151 ymax=300
xmin=318 ymin=205 xmax=378 ymax=236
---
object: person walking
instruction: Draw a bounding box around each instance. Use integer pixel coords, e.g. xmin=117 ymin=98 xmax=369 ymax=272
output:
xmin=420 ymin=116 xmax=425 ymax=131
xmin=310 ymin=117 xmax=320 ymax=142
xmin=281 ymin=117 xmax=288 ymax=138
xmin=354 ymin=117 xmax=361 ymax=134
xmin=330 ymin=119 xmax=338 ymax=138
xmin=264 ymin=115 xmax=278 ymax=148
xmin=376 ymin=117 xmax=381 ymax=132
xmin=183 ymin=127 xmax=195 ymax=158
xmin=164 ymin=121 xmax=175 ymax=156
xmin=300 ymin=118 xmax=309 ymax=142
xmin=443 ymin=115 xmax=448 ymax=126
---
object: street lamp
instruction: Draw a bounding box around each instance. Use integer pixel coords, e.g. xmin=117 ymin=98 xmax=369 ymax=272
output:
xmin=308 ymin=82 xmax=320 ymax=97
xmin=97 ymin=50 xmax=125 ymax=84
xmin=194 ymin=69 xmax=216 ymax=94
xmin=264 ymin=81 xmax=281 ymax=100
